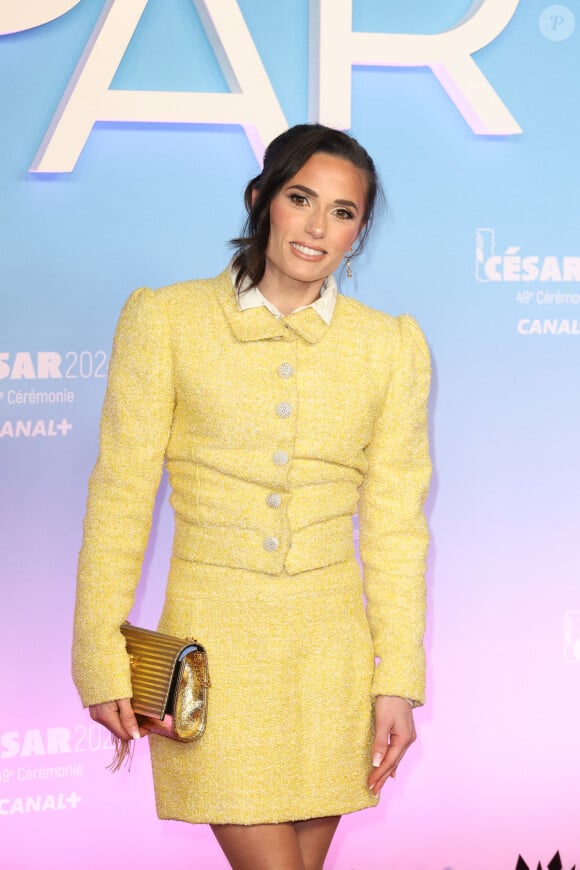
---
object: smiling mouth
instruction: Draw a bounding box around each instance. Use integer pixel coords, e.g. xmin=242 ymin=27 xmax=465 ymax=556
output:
xmin=290 ymin=242 xmax=327 ymax=257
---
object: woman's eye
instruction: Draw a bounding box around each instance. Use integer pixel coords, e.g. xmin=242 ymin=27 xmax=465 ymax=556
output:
xmin=289 ymin=193 xmax=308 ymax=206
xmin=334 ymin=208 xmax=354 ymax=221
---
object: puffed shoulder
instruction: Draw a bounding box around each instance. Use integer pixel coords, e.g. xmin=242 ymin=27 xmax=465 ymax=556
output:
xmin=118 ymin=279 xmax=205 ymax=313
xmin=116 ymin=285 xmax=163 ymax=324
xmin=340 ymin=296 xmax=429 ymax=349
xmin=396 ymin=314 xmax=431 ymax=366
xmin=115 ymin=275 xmax=225 ymax=330
xmin=109 ymin=285 xmax=175 ymax=356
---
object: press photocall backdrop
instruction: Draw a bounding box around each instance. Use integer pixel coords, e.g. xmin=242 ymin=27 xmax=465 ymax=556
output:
xmin=1 ymin=1 xmax=579 ymax=868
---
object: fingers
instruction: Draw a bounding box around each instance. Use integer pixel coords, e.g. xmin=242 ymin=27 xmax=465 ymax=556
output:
xmin=368 ymin=735 xmax=412 ymax=794
xmin=117 ymin=697 xmax=144 ymax=741
xmin=368 ymin=696 xmax=417 ymax=796
xmin=89 ymin=699 xmax=142 ymax=741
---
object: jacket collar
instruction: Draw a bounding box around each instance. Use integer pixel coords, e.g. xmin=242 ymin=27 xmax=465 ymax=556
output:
xmin=213 ymin=268 xmax=332 ymax=344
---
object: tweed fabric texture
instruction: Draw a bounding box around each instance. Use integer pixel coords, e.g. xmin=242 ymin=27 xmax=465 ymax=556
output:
xmin=72 ymin=268 xmax=431 ymax=824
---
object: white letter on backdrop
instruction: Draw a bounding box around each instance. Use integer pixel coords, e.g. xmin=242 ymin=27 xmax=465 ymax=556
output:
xmin=30 ymin=0 xmax=287 ymax=173
xmin=310 ymin=0 xmax=522 ymax=135
xmin=0 ymin=1 xmax=81 ymax=34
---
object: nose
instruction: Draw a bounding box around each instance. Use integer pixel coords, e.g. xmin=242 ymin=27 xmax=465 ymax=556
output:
xmin=304 ymin=207 xmax=326 ymax=238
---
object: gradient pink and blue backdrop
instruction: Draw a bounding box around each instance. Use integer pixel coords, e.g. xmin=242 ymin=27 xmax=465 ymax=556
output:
xmin=1 ymin=1 xmax=579 ymax=867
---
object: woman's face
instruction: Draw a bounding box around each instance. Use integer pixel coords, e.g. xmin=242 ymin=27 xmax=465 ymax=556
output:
xmin=262 ymin=152 xmax=367 ymax=294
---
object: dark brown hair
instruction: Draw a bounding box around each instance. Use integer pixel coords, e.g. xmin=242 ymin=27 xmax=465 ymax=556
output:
xmin=230 ymin=124 xmax=383 ymax=290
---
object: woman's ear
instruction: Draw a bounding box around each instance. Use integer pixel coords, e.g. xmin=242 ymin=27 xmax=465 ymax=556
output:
xmin=251 ymin=187 xmax=259 ymax=206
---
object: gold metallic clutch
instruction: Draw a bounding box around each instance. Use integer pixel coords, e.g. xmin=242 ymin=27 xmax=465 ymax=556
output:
xmin=109 ymin=622 xmax=210 ymax=771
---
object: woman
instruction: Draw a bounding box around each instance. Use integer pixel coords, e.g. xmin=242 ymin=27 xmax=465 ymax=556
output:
xmin=72 ymin=124 xmax=431 ymax=870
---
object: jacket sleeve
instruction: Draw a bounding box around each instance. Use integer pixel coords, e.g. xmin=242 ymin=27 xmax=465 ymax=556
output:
xmin=72 ymin=287 xmax=175 ymax=708
xmin=358 ymin=314 xmax=431 ymax=706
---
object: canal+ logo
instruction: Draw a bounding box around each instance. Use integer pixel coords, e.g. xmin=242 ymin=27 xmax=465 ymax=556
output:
xmin=475 ymin=229 xmax=580 ymax=283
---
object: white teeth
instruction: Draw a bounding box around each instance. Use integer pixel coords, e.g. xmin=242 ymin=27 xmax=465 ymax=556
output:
xmin=291 ymin=242 xmax=325 ymax=257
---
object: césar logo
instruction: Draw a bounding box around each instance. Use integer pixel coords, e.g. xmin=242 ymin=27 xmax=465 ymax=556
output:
xmin=1 ymin=728 xmax=73 ymax=759
xmin=2 ymin=0 xmax=522 ymax=172
xmin=476 ymin=229 xmax=580 ymax=284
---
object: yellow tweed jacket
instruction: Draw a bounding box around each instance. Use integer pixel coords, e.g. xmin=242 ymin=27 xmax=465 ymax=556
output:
xmin=72 ymin=268 xmax=431 ymax=707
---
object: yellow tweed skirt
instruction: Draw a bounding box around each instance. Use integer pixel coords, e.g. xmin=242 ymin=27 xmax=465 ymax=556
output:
xmin=149 ymin=556 xmax=379 ymax=825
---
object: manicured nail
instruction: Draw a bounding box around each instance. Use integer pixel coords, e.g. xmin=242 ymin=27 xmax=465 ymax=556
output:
xmin=131 ymin=729 xmax=141 ymax=740
xmin=372 ymin=752 xmax=382 ymax=767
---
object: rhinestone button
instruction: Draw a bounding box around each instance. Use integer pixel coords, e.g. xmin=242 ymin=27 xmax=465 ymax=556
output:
xmin=272 ymin=449 xmax=289 ymax=466
xmin=263 ymin=536 xmax=279 ymax=552
xmin=266 ymin=493 xmax=282 ymax=508
xmin=276 ymin=402 xmax=292 ymax=419
xmin=277 ymin=363 xmax=294 ymax=378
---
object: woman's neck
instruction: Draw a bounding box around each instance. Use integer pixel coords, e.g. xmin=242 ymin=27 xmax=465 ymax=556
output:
xmin=258 ymin=267 xmax=326 ymax=316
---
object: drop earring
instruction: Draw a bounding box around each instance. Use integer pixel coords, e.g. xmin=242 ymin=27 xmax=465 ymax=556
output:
xmin=345 ymin=249 xmax=354 ymax=279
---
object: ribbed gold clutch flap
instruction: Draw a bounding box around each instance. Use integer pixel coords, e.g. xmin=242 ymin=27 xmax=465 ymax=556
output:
xmin=121 ymin=622 xmax=201 ymax=720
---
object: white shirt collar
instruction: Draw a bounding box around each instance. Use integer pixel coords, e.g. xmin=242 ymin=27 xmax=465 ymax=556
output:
xmin=231 ymin=267 xmax=338 ymax=326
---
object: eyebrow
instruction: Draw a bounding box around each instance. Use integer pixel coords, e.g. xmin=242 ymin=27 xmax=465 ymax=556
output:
xmin=287 ymin=183 xmax=359 ymax=212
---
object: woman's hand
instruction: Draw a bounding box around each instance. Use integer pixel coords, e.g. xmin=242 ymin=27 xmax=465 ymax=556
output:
xmin=368 ymin=695 xmax=416 ymax=796
xmin=89 ymin=698 xmax=144 ymax=742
